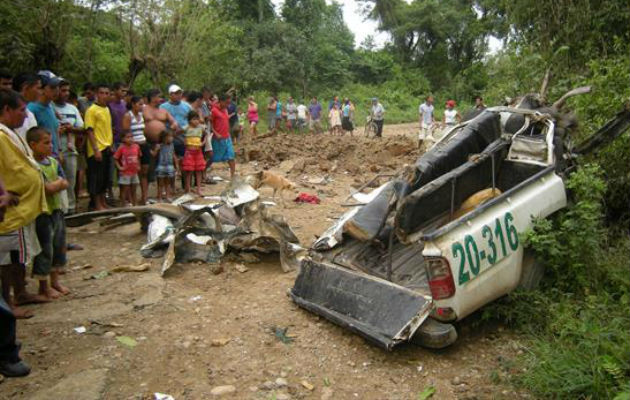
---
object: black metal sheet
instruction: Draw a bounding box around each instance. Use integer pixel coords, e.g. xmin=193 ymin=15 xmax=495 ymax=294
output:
xmin=291 ymin=259 xmax=431 ymax=350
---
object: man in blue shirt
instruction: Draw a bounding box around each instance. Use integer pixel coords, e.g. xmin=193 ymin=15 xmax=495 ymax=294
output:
xmin=28 ymin=71 xmax=62 ymax=159
xmin=308 ymin=97 xmax=323 ymax=134
xmin=159 ymin=84 xmax=191 ymax=157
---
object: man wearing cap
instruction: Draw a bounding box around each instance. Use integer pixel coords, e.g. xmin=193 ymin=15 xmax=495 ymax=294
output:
xmin=27 ymin=71 xmax=63 ymax=160
xmin=442 ymin=99 xmax=461 ymax=127
xmin=371 ymin=98 xmax=385 ymax=137
xmin=160 ymin=84 xmax=191 ymax=160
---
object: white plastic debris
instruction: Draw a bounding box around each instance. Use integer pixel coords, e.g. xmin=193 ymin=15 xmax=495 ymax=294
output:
xmin=145 ymin=215 xmax=174 ymax=245
xmin=351 ymin=182 xmax=389 ymax=204
xmin=171 ymin=193 xmax=195 ymax=205
xmin=74 ymin=326 xmax=87 ymax=334
xmin=154 ymin=393 xmax=175 ymax=400
xmin=221 ymin=182 xmax=259 ymax=208
xmin=188 ymin=295 xmax=203 ymax=303
xmin=185 ymin=233 xmax=213 ymax=245
xmin=312 ymin=207 xmax=359 ymax=250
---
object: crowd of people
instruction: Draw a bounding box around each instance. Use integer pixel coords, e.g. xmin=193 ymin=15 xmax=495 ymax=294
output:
xmin=417 ymin=94 xmax=486 ymax=145
xmin=255 ymin=95 xmax=361 ymax=136
xmin=0 ymin=70 xmax=248 ymax=377
xmin=0 ymin=66 xmax=488 ymax=378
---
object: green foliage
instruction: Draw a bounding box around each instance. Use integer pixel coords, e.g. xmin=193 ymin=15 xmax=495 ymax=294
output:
xmin=365 ymin=0 xmax=491 ymax=90
xmin=523 ymin=165 xmax=607 ymax=293
xmin=487 ymin=0 xmax=630 ymax=69
xmin=484 ymin=165 xmax=630 ymax=399
xmin=351 ymin=49 xmax=396 ymax=85
xmin=516 ymin=289 xmax=630 ymax=399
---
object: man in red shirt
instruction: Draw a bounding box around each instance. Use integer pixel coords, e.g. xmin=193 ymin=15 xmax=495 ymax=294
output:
xmin=209 ymin=94 xmax=236 ymax=177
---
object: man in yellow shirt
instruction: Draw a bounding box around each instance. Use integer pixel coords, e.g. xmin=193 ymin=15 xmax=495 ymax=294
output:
xmin=84 ymin=84 xmax=113 ymax=211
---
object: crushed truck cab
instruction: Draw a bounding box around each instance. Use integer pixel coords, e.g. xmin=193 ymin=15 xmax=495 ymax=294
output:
xmin=291 ymin=101 xmax=630 ymax=350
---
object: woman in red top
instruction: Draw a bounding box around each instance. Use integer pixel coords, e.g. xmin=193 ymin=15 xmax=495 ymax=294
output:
xmin=209 ymin=94 xmax=236 ymax=178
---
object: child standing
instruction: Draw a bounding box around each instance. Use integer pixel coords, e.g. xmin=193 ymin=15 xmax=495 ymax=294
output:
xmin=329 ymin=103 xmax=342 ymax=135
xmin=113 ymin=131 xmax=141 ymax=206
xmin=182 ymin=111 xmax=206 ymax=195
xmin=155 ymin=131 xmax=178 ymax=202
xmin=26 ymin=127 xmax=70 ymax=299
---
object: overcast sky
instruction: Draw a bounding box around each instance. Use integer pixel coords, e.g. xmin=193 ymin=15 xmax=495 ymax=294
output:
xmin=271 ymin=0 xmax=502 ymax=52
xmin=271 ymin=0 xmax=388 ymax=48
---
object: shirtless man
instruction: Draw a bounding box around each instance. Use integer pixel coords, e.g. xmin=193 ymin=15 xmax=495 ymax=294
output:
xmin=143 ymin=89 xmax=179 ymax=141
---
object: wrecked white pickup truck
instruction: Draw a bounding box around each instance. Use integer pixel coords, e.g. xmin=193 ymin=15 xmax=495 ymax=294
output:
xmin=291 ymin=95 xmax=630 ymax=350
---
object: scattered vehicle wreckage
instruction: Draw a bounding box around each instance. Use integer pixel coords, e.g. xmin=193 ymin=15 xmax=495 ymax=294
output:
xmin=290 ymin=90 xmax=630 ymax=350
xmin=66 ymin=182 xmax=305 ymax=275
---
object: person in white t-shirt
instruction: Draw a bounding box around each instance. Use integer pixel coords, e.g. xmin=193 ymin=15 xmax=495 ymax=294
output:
xmin=296 ymin=102 xmax=307 ymax=133
xmin=13 ymin=74 xmax=41 ymax=140
xmin=54 ymin=80 xmax=84 ymax=214
xmin=418 ymin=95 xmax=436 ymax=141
xmin=442 ymin=100 xmax=461 ymax=126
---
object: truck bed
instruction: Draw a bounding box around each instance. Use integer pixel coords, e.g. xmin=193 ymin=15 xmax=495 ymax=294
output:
xmin=319 ymin=237 xmax=430 ymax=296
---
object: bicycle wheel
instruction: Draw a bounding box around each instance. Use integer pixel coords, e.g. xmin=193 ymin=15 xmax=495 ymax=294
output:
xmin=364 ymin=121 xmax=377 ymax=137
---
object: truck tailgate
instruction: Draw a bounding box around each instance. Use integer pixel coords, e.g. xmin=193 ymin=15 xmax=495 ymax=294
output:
xmin=291 ymin=259 xmax=432 ymax=350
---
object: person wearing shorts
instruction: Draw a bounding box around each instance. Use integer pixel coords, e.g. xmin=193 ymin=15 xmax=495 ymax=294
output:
xmin=26 ymin=127 xmax=71 ymax=299
xmin=1 ymin=91 xmax=50 ymax=320
xmin=182 ymin=111 xmax=206 ymax=195
xmin=123 ymin=95 xmax=154 ymax=204
xmin=209 ymin=94 xmax=236 ymax=178
xmin=84 ymin=84 xmax=113 ymax=211
xmin=155 ymin=131 xmax=178 ymax=201
xmin=113 ymin=131 xmax=141 ymax=206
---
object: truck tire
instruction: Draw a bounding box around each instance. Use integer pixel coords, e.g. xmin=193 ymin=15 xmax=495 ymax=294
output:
xmin=411 ymin=318 xmax=458 ymax=349
xmin=518 ymin=250 xmax=545 ymax=290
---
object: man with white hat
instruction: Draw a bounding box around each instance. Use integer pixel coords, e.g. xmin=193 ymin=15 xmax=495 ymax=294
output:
xmin=159 ymin=84 xmax=191 ymax=162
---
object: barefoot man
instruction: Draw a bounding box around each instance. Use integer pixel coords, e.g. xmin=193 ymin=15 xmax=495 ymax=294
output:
xmin=0 ymin=89 xmax=49 ymax=318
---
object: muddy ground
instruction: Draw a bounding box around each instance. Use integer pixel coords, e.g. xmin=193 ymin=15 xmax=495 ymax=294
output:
xmin=1 ymin=124 xmax=531 ymax=399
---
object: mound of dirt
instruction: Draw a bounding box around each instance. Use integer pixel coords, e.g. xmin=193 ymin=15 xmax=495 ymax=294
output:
xmin=240 ymin=133 xmax=421 ymax=176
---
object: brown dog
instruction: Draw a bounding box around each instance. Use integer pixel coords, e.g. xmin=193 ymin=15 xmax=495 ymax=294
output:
xmin=252 ymin=171 xmax=296 ymax=207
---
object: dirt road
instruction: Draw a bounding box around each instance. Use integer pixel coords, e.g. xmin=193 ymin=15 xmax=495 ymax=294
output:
xmin=1 ymin=123 xmax=529 ymax=399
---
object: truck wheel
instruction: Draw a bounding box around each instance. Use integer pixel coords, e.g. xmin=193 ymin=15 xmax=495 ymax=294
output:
xmin=518 ymin=250 xmax=545 ymax=290
xmin=411 ymin=318 xmax=458 ymax=349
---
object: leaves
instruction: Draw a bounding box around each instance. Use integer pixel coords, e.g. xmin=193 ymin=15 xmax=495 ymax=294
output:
xmin=116 ymin=336 xmax=138 ymax=348
xmin=417 ymin=386 xmax=436 ymax=400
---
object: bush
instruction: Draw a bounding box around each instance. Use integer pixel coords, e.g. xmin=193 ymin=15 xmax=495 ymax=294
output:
xmin=483 ymin=164 xmax=630 ymax=399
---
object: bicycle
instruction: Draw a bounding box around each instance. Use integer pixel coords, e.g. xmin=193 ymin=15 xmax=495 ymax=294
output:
xmin=364 ymin=114 xmax=379 ymax=137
